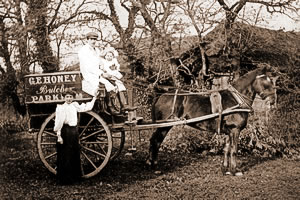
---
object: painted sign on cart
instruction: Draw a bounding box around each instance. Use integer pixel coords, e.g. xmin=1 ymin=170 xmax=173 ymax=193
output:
xmin=24 ymin=71 xmax=93 ymax=104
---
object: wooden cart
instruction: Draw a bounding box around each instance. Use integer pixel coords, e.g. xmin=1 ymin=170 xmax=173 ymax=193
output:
xmin=24 ymin=71 xmax=251 ymax=178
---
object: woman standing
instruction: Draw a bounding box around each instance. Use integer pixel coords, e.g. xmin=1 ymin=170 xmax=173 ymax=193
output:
xmin=54 ymin=89 xmax=96 ymax=185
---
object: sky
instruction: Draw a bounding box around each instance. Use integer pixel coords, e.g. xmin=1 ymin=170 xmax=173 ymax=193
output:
xmin=266 ymin=14 xmax=300 ymax=31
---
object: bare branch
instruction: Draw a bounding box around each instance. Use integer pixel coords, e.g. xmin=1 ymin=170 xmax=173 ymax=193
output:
xmin=49 ymin=0 xmax=100 ymax=32
xmin=217 ymin=0 xmax=230 ymax=11
xmin=47 ymin=0 xmax=63 ymax=29
xmin=107 ymin=0 xmax=123 ymax=35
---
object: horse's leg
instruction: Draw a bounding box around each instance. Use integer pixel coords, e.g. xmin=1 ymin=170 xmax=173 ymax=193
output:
xmin=229 ymin=128 xmax=243 ymax=176
xmin=146 ymin=127 xmax=171 ymax=168
xmin=222 ymin=135 xmax=230 ymax=175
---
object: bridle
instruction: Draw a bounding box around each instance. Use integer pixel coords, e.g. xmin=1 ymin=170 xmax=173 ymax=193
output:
xmin=255 ymin=74 xmax=275 ymax=99
xmin=228 ymin=74 xmax=275 ymax=111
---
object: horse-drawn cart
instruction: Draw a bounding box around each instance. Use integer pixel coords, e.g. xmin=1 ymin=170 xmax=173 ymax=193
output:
xmin=24 ymin=69 xmax=272 ymax=178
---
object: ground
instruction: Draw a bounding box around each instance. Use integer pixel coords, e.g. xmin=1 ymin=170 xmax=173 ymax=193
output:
xmin=0 ymin=131 xmax=299 ymax=200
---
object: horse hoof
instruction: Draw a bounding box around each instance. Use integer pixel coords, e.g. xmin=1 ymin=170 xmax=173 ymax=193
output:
xmin=225 ymin=171 xmax=232 ymax=176
xmin=235 ymin=172 xmax=243 ymax=176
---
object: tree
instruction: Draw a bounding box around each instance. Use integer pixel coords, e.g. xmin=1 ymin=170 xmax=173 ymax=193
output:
xmin=125 ymin=0 xmax=186 ymax=84
xmin=0 ymin=0 xmax=103 ymax=115
xmin=215 ymin=0 xmax=299 ymax=78
xmin=27 ymin=0 xmax=58 ymax=72
xmin=0 ymin=3 xmax=26 ymax=115
xmin=177 ymin=0 xmax=221 ymax=82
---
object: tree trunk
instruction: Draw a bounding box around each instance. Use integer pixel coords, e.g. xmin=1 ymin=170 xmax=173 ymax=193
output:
xmin=28 ymin=0 xmax=58 ymax=72
xmin=15 ymin=0 xmax=30 ymax=74
xmin=0 ymin=17 xmax=26 ymax=116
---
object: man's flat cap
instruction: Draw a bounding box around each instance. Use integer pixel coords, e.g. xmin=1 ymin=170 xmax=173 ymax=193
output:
xmin=86 ymin=32 xmax=98 ymax=39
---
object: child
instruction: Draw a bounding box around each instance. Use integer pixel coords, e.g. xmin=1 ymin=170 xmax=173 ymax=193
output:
xmin=53 ymin=89 xmax=96 ymax=185
xmin=101 ymin=47 xmax=124 ymax=85
xmin=101 ymin=47 xmax=132 ymax=111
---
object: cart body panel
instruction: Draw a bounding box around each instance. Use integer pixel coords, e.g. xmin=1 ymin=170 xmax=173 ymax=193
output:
xmin=24 ymin=71 xmax=106 ymax=104
xmin=24 ymin=71 xmax=106 ymax=130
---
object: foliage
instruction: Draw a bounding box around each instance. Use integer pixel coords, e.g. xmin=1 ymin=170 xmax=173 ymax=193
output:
xmin=0 ymin=119 xmax=26 ymax=134
xmin=159 ymin=102 xmax=300 ymax=159
xmin=0 ymin=100 xmax=27 ymax=134
xmin=239 ymin=99 xmax=300 ymax=158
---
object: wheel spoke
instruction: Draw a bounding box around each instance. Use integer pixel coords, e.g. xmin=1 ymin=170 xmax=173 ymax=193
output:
xmin=81 ymin=141 xmax=108 ymax=145
xmin=112 ymin=146 xmax=119 ymax=151
xmin=89 ymin=139 xmax=108 ymax=154
xmin=43 ymin=131 xmax=56 ymax=137
xmin=79 ymin=117 xmax=95 ymax=137
xmin=81 ymin=151 xmax=97 ymax=170
xmin=81 ymin=145 xmax=106 ymax=158
xmin=41 ymin=142 xmax=56 ymax=145
xmin=45 ymin=152 xmax=57 ymax=160
xmin=96 ymin=135 xmax=109 ymax=140
xmin=80 ymin=129 xmax=105 ymax=141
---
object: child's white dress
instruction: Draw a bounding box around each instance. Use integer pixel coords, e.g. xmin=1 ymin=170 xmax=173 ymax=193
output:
xmin=101 ymin=58 xmax=126 ymax=91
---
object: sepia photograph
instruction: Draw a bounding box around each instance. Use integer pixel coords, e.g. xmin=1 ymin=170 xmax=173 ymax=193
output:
xmin=0 ymin=0 xmax=299 ymax=199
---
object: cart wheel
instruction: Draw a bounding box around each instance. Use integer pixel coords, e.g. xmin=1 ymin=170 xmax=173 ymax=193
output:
xmin=37 ymin=111 xmax=112 ymax=178
xmin=110 ymin=130 xmax=125 ymax=160
xmin=36 ymin=113 xmax=58 ymax=175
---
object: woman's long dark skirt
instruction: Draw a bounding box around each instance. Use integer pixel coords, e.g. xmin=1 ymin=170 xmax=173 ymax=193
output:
xmin=56 ymin=125 xmax=82 ymax=185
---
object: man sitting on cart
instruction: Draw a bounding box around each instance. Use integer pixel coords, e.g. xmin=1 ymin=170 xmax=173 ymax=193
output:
xmin=78 ymin=31 xmax=133 ymax=115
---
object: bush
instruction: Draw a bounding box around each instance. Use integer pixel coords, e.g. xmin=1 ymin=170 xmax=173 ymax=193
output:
xmin=239 ymin=93 xmax=300 ymax=158
xmin=0 ymin=119 xmax=26 ymax=134
xmin=0 ymin=102 xmax=27 ymax=134
xmin=160 ymin=94 xmax=300 ymax=159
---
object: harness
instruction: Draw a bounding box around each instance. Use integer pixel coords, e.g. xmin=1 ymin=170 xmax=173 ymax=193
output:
xmin=162 ymin=84 xmax=255 ymax=133
xmin=227 ymin=84 xmax=254 ymax=112
xmin=166 ymin=89 xmax=179 ymax=119
xmin=210 ymin=91 xmax=223 ymax=134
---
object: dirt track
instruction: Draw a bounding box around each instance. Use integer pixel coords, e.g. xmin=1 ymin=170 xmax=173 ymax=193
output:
xmin=1 ymin=132 xmax=299 ymax=200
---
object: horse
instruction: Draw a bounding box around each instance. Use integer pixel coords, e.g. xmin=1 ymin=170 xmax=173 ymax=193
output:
xmin=147 ymin=66 xmax=276 ymax=176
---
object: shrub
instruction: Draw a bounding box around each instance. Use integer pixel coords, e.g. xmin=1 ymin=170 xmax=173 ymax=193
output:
xmin=160 ymin=94 xmax=300 ymax=159
xmin=239 ymin=93 xmax=300 ymax=158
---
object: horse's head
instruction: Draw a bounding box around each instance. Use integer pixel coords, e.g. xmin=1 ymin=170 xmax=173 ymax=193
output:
xmin=253 ymin=74 xmax=276 ymax=105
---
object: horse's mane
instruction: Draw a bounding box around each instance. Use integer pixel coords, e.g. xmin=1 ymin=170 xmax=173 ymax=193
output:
xmin=232 ymin=67 xmax=266 ymax=91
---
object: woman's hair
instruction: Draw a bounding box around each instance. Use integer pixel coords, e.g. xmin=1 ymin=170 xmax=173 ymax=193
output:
xmin=63 ymin=88 xmax=76 ymax=97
